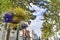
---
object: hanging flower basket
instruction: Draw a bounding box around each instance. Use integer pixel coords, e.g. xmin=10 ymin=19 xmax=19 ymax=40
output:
xmin=13 ymin=7 xmax=30 ymax=20
xmin=11 ymin=16 xmax=22 ymax=24
xmin=10 ymin=23 xmax=17 ymax=30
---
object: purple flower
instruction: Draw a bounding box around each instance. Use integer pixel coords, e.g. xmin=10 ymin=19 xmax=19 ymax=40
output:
xmin=22 ymin=24 xmax=28 ymax=29
xmin=4 ymin=13 xmax=13 ymax=22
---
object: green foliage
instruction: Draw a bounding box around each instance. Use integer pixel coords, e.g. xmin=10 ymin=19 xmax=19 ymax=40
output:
xmin=42 ymin=0 xmax=60 ymax=39
xmin=42 ymin=21 xmax=54 ymax=38
xmin=50 ymin=0 xmax=60 ymax=13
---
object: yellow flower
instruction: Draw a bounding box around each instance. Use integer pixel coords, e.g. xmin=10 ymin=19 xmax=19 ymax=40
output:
xmin=13 ymin=7 xmax=30 ymax=20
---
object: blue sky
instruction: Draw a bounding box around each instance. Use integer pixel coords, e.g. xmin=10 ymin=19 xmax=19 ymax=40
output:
xmin=27 ymin=3 xmax=48 ymax=37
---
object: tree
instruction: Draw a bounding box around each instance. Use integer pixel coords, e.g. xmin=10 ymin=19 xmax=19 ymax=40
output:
xmin=42 ymin=0 xmax=60 ymax=40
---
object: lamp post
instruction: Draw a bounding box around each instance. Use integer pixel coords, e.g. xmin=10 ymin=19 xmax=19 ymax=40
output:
xmin=5 ymin=25 xmax=10 ymax=40
xmin=3 ymin=7 xmax=36 ymax=40
xmin=4 ymin=13 xmax=13 ymax=40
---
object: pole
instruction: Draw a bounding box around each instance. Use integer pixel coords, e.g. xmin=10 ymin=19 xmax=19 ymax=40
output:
xmin=5 ymin=24 xmax=10 ymax=40
xmin=16 ymin=26 xmax=20 ymax=40
xmin=23 ymin=29 xmax=25 ymax=40
xmin=5 ymin=23 xmax=7 ymax=30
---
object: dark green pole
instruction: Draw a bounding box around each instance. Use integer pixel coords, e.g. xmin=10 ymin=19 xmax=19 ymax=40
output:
xmin=16 ymin=26 xmax=20 ymax=40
